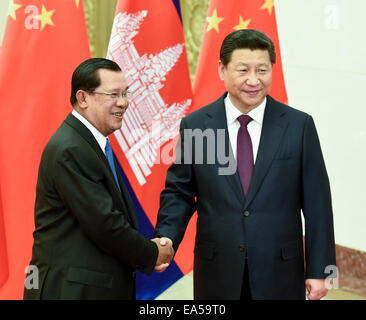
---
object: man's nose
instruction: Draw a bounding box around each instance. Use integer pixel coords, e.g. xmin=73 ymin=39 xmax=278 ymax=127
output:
xmin=246 ymin=73 xmax=260 ymax=86
xmin=117 ymin=95 xmax=129 ymax=107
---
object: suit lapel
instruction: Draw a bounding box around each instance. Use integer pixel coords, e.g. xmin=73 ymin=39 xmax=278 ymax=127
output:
xmin=64 ymin=113 xmax=138 ymax=228
xmin=65 ymin=113 xmax=110 ymax=167
xmin=244 ymin=96 xmax=288 ymax=208
xmin=204 ymin=94 xmax=245 ymax=206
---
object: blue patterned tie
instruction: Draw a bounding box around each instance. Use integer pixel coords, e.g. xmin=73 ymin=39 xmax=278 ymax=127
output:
xmin=105 ymin=138 xmax=121 ymax=191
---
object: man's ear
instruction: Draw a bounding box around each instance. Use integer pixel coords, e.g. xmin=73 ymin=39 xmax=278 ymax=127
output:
xmin=75 ymin=90 xmax=88 ymax=109
xmin=218 ymin=60 xmax=225 ymax=80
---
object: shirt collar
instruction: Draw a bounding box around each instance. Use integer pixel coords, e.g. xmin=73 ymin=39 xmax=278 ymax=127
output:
xmin=225 ymin=93 xmax=266 ymax=126
xmin=72 ymin=109 xmax=108 ymax=154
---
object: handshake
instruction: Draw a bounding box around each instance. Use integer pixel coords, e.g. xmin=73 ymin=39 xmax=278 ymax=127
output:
xmin=151 ymin=237 xmax=174 ymax=273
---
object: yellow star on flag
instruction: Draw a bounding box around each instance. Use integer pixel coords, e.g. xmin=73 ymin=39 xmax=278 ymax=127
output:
xmin=75 ymin=0 xmax=80 ymax=8
xmin=261 ymin=0 xmax=274 ymax=15
xmin=35 ymin=4 xmax=55 ymax=31
xmin=206 ymin=9 xmax=224 ymax=32
xmin=8 ymin=0 xmax=23 ymax=21
xmin=233 ymin=16 xmax=251 ymax=30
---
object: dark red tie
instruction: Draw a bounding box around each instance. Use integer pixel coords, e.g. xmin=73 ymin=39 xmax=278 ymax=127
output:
xmin=237 ymin=115 xmax=254 ymax=196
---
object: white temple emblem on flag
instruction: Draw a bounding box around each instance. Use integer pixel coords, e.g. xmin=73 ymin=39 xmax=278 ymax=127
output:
xmin=107 ymin=11 xmax=192 ymax=186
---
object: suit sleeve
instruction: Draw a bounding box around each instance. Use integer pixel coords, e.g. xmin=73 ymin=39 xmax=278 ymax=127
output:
xmin=53 ymin=147 xmax=158 ymax=275
xmin=301 ymin=115 xmax=336 ymax=279
xmin=154 ymin=119 xmax=197 ymax=252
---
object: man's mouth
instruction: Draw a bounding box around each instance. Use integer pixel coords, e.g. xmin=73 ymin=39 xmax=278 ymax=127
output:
xmin=113 ymin=112 xmax=123 ymax=118
xmin=244 ymin=90 xmax=260 ymax=96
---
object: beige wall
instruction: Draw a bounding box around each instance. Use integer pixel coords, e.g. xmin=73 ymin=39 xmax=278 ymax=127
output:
xmin=180 ymin=0 xmax=209 ymax=82
xmin=84 ymin=0 xmax=117 ymax=58
xmin=275 ymin=0 xmax=366 ymax=252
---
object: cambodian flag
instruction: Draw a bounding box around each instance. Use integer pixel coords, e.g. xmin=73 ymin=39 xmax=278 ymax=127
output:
xmin=107 ymin=0 xmax=195 ymax=299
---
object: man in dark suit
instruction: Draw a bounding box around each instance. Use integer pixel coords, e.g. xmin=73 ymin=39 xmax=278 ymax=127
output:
xmin=24 ymin=58 xmax=174 ymax=300
xmin=154 ymin=30 xmax=336 ymax=300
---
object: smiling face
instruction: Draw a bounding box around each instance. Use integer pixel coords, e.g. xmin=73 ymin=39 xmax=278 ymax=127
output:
xmin=218 ymin=48 xmax=272 ymax=114
xmin=81 ymin=69 xmax=129 ymax=136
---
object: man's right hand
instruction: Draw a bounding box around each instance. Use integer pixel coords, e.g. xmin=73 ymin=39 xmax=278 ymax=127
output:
xmin=151 ymin=237 xmax=174 ymax=272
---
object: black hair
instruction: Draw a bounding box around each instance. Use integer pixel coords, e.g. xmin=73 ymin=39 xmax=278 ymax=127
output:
xmin=219 ymin=29 xmax=276 ymax=66
xmin=70 ymin=58 xmax=121 ymax=106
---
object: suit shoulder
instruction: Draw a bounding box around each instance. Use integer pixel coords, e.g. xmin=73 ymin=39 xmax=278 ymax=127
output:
xmin=182 ymin=104 xmax=211 ymax=122
xmin=181 ymin=95 xmax=225 ymax=125
xmin=45 ymin=121 xmax=80 ymax=150
xmin=269 ymin=96 xmax=311 ymax=120
xmin=42 ymin=120 xmax=93 ymax=164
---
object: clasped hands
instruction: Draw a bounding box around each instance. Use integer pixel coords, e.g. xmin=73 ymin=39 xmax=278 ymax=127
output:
xmin=151 ymin=237 xmax=174 ymax=272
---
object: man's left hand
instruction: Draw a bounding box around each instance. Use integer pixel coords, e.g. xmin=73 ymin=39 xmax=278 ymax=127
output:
xmin=305 ymin=279 xmax=328 ymax=300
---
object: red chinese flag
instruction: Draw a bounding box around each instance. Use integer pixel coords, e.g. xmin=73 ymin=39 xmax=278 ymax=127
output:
xmin=0 ymin=0 xmax=90 ymax=299
xmin=193 ymin=0 xmax=287 ymax=111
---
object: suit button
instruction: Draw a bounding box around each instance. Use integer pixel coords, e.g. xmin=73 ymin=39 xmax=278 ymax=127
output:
xmin=243 ymin=210 xmax=250 ymax=217
xmin=239 ymin=245 xmax=245 ymax=251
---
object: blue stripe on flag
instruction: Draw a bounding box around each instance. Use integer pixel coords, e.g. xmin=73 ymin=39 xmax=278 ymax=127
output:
xmin=171 ymin=0 xmax=182 ymax=21
xmin=115 ymin=160 xmax=183 ymax=300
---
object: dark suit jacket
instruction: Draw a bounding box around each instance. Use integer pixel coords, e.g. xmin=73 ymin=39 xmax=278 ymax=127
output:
xmin=24 ymin=113 xmax=158 ymax=300
xmin=155 ymin=93 xmax=336 ymax=300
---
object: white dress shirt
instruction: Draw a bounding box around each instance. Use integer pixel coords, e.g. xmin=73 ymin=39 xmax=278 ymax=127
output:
xmin=224 ymin=94 xmax=266 ymax=163
xmin=72 ymin=109 xmax=108 ymax=155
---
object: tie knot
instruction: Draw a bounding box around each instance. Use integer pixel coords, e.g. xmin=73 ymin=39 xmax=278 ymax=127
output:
xmin=105 ymin=138 xmax=110 ymax=148
xmin=237 ymin=115 xmax=252 ymax=127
